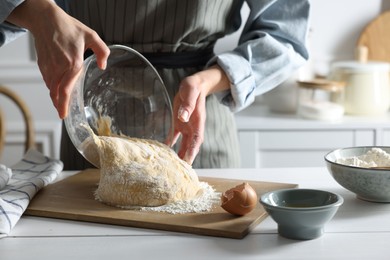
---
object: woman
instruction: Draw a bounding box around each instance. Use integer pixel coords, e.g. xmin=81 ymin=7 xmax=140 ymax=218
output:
xmin=1 ymin=0 xmax=310 ymax=169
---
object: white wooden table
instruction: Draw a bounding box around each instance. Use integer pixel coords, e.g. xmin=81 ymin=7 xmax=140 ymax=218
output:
xmin=1 ymin=167 xmax=390 ymax=260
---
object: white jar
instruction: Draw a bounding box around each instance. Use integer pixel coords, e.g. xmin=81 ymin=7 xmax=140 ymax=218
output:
xmin=297 ymin=79 xmax=345 ymax=121
xmin=329 ymin=61 xmax=390 ymax=115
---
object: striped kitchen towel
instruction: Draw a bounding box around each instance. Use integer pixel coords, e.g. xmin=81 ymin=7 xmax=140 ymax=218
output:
xmin=0 ymin=165 xmax=12 ymax=190
xmin=0 ymin=149 xmax=63 ymax=237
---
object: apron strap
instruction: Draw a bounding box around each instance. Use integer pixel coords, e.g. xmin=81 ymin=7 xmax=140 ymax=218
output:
xmin=142 ymin=48 xmax=214 ymax=69
xmin=84 ymin=48 xmax=214 ymax=69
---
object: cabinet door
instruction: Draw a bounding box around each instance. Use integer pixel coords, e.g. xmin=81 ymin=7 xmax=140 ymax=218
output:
xmin=382 ymin=130 xmax=390 ymax=145
xmin=0 ymin=122 xmax=61 ymax=166
xmin=239 ymin=130 xmax=375 ymax=168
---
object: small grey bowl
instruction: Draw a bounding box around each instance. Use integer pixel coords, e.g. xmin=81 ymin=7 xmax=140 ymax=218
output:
xmin=260 ymin=188 xmax=343 ymax=240
xmin=325 ymin=146 xmax=390 ymax=202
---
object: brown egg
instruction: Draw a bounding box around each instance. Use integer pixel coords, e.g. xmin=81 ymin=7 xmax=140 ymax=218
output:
xmin=221 ymin=182 xmax=258 ymax=216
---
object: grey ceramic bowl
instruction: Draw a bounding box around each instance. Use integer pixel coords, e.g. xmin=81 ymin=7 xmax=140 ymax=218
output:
xmin=260 ymin=188 xmax=343 ymax=240
xmin=325 ymin=146 xmax=390 ymax=203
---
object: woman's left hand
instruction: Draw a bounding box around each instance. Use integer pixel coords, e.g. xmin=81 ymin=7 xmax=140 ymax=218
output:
xmin=167 ymin=65 xmax=230 ymax=165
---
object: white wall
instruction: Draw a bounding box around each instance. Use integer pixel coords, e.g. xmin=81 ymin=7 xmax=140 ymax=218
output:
xmin=0 ymin=33 xmax=62 ymax=166
xmin=0 ymin=0 xmax=388 ymax=165
xmin=309 ymin=0 xmax=385 ymax=75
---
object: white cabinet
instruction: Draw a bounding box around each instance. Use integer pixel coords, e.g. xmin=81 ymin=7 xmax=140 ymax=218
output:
xmin=382 ymin=130 xmax=390 ymax=145
xmin=235 ymin=105 xmax=390 ymax=168
xmin=0 ymin=121 xmax=62 ymax=167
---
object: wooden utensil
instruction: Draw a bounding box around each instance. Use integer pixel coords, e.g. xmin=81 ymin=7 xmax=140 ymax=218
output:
xmin=357 ymin=11 xmax=390 ymax=62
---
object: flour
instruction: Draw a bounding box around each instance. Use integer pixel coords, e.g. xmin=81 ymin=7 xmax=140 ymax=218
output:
xmin=116 ymin=181 xmax=221 ymax=214
xmin=336 ymin=148 xmax=390 ymax=168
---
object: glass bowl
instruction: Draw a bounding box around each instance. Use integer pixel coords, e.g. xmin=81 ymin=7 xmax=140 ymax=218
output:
xmin=64 ymin=45 xmax=173 ymax=167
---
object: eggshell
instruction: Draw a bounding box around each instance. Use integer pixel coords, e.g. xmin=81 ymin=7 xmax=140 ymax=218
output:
xmin=221 ymin=182 xmax=258 ymax=216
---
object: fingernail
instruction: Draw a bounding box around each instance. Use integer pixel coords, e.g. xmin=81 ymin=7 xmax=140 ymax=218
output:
xmin=165 ymin=133 xmax=179 ymax=147
xmin=170 ymin=134 xmax=179 ymax=147
xmin=184 ymin=150 xmax=194 ymax=165
xmin=178 ymin=106 xmax=189 ymax=122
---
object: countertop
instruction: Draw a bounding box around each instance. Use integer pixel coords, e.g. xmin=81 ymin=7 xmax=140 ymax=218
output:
xmin=1 ymin=167 xmax=390 ymax=260
xmin=235 ymin=104 xmax=390 ymax=130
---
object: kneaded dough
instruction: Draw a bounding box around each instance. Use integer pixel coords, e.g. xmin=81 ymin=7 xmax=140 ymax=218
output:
xmin=92 ymin=134 xmax=202 ymax=207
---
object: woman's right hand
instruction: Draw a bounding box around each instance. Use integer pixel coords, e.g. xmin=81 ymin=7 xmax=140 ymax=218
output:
xmin=7 ymin=0 xmax=110 ymax=119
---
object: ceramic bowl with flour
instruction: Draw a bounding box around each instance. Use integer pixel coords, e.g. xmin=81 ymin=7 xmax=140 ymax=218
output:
xmin=64 ymin=45 xmax=173 ymax=167
xmin=325 ymin=146 xmax=390 ymax=202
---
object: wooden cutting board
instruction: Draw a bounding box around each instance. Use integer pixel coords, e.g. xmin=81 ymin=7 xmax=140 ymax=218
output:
xmin=25 ymin=169 xmax=297 ymax=239
xmin=357 ymin=11 xmax=390 ymax=62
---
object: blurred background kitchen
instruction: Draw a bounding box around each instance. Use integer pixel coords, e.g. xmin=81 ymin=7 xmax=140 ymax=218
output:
xmin=0 ymin=0 xmax=389 ymax=167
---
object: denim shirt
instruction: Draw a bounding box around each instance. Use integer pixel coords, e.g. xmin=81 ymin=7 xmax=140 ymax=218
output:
xmin=0 ymin=0 xmax=310 ymax=112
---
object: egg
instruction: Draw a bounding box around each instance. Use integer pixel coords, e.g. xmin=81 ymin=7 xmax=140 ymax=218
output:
xmin=221 ymin=182 xmax=258 ymax=216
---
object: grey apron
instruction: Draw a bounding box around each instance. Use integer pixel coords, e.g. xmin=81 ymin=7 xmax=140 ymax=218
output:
xmin=60 ymin=0 xmax=241 ymax=169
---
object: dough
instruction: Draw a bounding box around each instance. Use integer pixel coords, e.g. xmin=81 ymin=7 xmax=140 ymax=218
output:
xmin=79 ymin=136 xmax=100 ymax=167
xmin=92 ymin=133 xmax=202 ymax=207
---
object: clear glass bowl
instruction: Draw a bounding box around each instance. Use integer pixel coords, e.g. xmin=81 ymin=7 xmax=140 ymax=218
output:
xmin=64 ymin=45 xmax=173 ymax=167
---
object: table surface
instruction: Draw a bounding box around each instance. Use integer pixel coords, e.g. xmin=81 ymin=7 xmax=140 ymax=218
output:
xmin=1 ymin=167 xmax=390 ymax=260
xmin=235 ymin=104 xmax=390 ymax=130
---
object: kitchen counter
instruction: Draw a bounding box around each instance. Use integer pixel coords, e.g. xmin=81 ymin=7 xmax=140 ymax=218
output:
xmin=234 ymin=104 xmax=390 ymax=168
xmin=235 ymin=104 xmax=390 ymax=130
xmin=1 ymin=167 xmax=390 ymax=259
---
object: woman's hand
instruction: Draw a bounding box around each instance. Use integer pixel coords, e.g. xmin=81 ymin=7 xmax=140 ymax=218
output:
xmin=168 ymin=65 xmax=230 ymax=165
xmin=7 ymin=0 xmax=110 ymax=119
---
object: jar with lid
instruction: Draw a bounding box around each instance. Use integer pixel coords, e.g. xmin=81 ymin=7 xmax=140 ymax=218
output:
xmin=296 ymin=79 xmax=346 ymax=121
xmin=328 ymin=60 xmax=390 ymax=115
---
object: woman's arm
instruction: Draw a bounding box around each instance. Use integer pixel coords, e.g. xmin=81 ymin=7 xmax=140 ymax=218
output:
xmin=169 ymin=64 xmax=229 ymax=164
xmin=5 ymin=0 xmax=110 ymax=119
xmin=170 ymin=0 xmax=310 ymax=164
xmin=213 ymin=0 xmax=310 ymax=112
xmin=0 ymin=1 xmax=27 ymax=46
